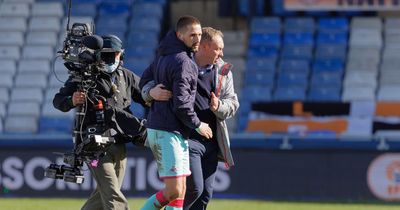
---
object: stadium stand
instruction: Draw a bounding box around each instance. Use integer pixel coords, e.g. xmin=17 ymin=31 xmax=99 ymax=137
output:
xmin=1 ymin=0 xmax=400 ymax=139
xmin=239 ymin=9 xmax=400 ymax=135
xmin=4 ymin=0 xmax=400 ymax=203
xmin=0 ymin=0 xmax=166 ymax=134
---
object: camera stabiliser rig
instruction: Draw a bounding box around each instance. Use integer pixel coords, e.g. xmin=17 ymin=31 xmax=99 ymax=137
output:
xmin=44 ymin=0 xmax=115 ymax=184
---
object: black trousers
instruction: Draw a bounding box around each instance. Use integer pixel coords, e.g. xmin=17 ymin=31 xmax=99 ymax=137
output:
xmin=183 ymin=139 xmax=219 ymax=210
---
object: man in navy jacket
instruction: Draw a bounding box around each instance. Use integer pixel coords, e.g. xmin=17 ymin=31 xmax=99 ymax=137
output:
xmin=139 ymin=16 xmax=213 ymax=210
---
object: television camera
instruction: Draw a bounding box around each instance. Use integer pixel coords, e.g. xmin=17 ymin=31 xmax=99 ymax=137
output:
xmin=44 ymin=1 xmax=116 ymax=184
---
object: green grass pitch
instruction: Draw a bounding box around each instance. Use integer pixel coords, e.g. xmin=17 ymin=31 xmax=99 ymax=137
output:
xmin=0 ymin=198 xmax=399 ymax=210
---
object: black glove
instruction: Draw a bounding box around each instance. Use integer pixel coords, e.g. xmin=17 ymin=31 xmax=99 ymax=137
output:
xmin=104 ymin=106 xmax=147 ymax=147
xmin=131 ymin=119 xmax=147 ymax=147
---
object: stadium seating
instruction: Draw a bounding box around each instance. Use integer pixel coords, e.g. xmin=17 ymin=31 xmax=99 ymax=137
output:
xmin=238 ymin=14 xmax=400 ymax=132
xmin=0 ymin=31 xmax=24 ymax=46
xmin=41 ymin=102 xmax=74 ymax=119
xmin=0 ymin=75 xmax=14 ymax=89
xmin=0 ymin=17 xmax=27 ymax=31
xmin=0 ymin=60 xmax=17 ymax=75
xmin=0 ymin=0 xmax=166 ymax=134
xmin=15 ymin=74 xmax=48 ymax=88
xmin=0 ymin=88 xmax=9 ymax=104
xmin=0 ymin=103 xmax=4 ymax=118
xmin=0 ymin=102 xmax=4 ymax=115
xmin=11 ymin=88 xmax=43 ymax=103
xmin=2 ymin=0 xmax=397 ymax=136
xmin=71 ymin=3 xmax=97 ymax=17
xmin=31 ymin=2 xmax=64 ymax=17
xmin=132 ymin=3 xmax=164 ymax=19
xmin=8 ymin=101 xmax=41 ymax=118
xmin=242 ymin=86 xmax=272 ymax=102
xmin=4 ymin=116 xmax=38 ymax=133
xmin=0 ymin=2 xmax=30 ymax=18
xmin=39 ymin=117 xmax=73 ymax=134
xmin=281 ymin=45 xmax=313 ymax=60
xmin=377 ymin=86 xmax=400 ymax=101
xmin=18 ymin=59 xmax=50 ymax=75
xmin=273 ymin=86 xmax=306 ymax=101
xmin=308 ymin=87 xmax=341 ymax=102
xmin=29 ymin=17 xmax=61 ymax=32
xmin=0 ymin=46 xmax=20 ymax=59
xmin=26 ymin=31 xmax=58 ymax=46
xmin=342 ymin=87 xmax=375 ymax=101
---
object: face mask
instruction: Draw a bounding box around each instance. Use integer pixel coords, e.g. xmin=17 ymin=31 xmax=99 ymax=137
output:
xmin=104 ymin=58 xmax=119 ymax=73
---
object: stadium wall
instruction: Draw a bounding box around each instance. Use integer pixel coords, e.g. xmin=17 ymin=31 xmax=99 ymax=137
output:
xmin=0 ymin=138 xmax=399 ymax=202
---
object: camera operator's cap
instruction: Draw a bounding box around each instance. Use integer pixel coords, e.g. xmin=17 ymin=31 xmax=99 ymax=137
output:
xmin=101 ymin=35 xmax=123 ymax=52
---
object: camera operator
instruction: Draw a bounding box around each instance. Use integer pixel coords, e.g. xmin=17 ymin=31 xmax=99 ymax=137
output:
xmin=53 ymin=34 xmax=146 ymax=210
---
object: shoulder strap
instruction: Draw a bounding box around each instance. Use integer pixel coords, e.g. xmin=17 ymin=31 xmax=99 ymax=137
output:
xmin=216 ymin=62 xmax=233 ymax=97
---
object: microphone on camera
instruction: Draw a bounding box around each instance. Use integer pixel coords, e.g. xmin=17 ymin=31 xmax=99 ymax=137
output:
xmin=82 ymin=35 xmax=103 ymax=50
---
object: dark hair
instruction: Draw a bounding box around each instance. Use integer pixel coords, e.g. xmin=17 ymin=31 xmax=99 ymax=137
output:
xmin=176 ymin=15 xmax=201 ymax=33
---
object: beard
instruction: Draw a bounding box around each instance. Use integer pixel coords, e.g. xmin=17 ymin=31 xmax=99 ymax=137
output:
xmin=191 ymin=43 xmax=200 ymax=52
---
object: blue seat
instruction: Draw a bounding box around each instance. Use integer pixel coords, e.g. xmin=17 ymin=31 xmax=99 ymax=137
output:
xmin=318 ymin=17 xmax=349 ymax=32
xmin=314 ymin=44 xmax=347 ymax=61
xmin=246 ymin=57 xmax=276 ymax=73
xmin=317 ymin=31 xmax=348 ymax=45
xmin=308 ymin=87 xmax=341 ymax=102
xmin=237 ymin=114 xmax=249 ymax=132
xmin=96 ymin=28 xmax=126 ymax=43
xmin=312 ymin=59 xmax=344 ymax=74
xmin=310 ymin=72 xmax=342 ymax=87
xmin=39 ymin=117 xmax=73 ymax=134
xmin=238 ymin=100 xmax=251 ymax=117
xmin=71 ymin=3 xmax=97 ymax=17
xmin=247 ymin=46 xmax=278 ymax=59
xmin=279 ymin=59 xmax=310 ymax=74
xmin=130 ymin=104 xmax=145 ymax=118
xmin=132 ymin=3 xmax=164 ymax=19
xmin=237 ymin=0 xmax=265 ymax=16
xmin=237 ymin=99 xmax=251 ymax=132
xmin=244 ymin=72 xmax=275 ymax=88
xmin=250 ymin=17 xmax=282 ymax=33
xmin=125 ymin=46 xmax=156 ymax=58
xmin=281 ymin=45 xmax=313 ymax=60
xmin=277 ymin=72 xmax=308 ymax=87
xmin=284 ymin=17 xmax=315 ymax=33
xmin=130 ymin=17 xmax=161 ymax=33
xmin=98 ymin=2 xmax=131 ymax=17
xmin=124 ymin=57 xmax=152 ymax=75
xmin=273 ymin=87 xmax=306 ymax=101
xmin=249 ymin=32 xmax=281 ymax=48
xmin=127 ymin=31 xmax=159 ymax=47
xmin=283 ymin=32 xmax=314 ymax=46
xmin=242 ymin=86 xmax=272 ymax=102
xmin=96 ymin=16 xmax=128 ymax=30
